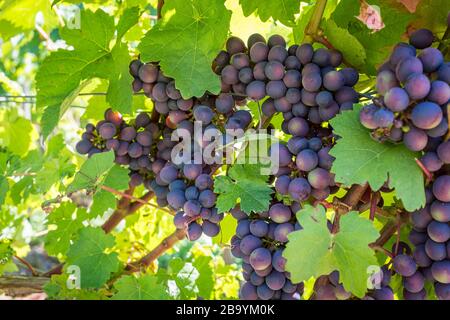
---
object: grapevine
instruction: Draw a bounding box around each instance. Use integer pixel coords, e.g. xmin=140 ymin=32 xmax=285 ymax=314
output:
xmin=0 ymin=0 xmax=449 ymax=302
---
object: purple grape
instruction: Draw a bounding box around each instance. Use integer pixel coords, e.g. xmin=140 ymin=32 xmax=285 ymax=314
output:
xmin=323 ymin=70 xmax=345 ymax=91
xmin=413 ymin=244 xmax=432 ymax=267
xmin=411 ymin=207 xmax=432 ymax=230
xmin=285 ymin=88 xmax=301 ymax=104
xmin=274 ymin=223 xmax=294 ymax=243
xmin=393 ymin=254 xmax=417 ymax=277
xmin=431 ymin=261 xmax=450 ymax=284
xmin=99 ymin=122 xmax=117 ymax=139
xmin=403 ymin=127 xmax=428 ymax=152
xmin=312 ymin=48 xmax=330 ymax=67
xmin=169 ymin=179 xmax=187 ymax=191
xmin=403 ymin=271 xmax=425 ymax=293
xmin=316 ymin=91 xmax=334 ymax=108
xmin=405 ymin=73 xmax=431 ymax=100
xmin=283 ymin=70 xmax=302 ymax=88
xmin=296 ymin=44 xmax=314 ymax=64
xmin=202 ymin=221 xmax=220 ymax=237
xmin=76 ymin=139 xmax=92 ymax=154
xmin=433 ymin=175 xmax=450 ymax=202
xmin=359 ymin=104 xmax=379 ymax=129
xmin=138 ymin=63 xmax=158 ymax=83
xmin=296 ymin=149 xmax=319 ymax=172
xmin=221 ymin=65 xmax=239 ymax=85
xmin=302 ymin=72 xmax=322 ymax=92
xmin=183 ymin=200 xmax=202 ymax=217
xmin=420 ymin=152 xmax=443 ymax=172
xmin=272 ymin=250 xmax=286 ymax=272
xmin=269 ymin=143 xmax=292 ymax=167
xmin=249 ymin=220 xmax=269 ymax=237
xmin=187 ymin=222 xmax=202 ymax=241
xmin=435 ymin=283 xmax=450 ymax=300
xmin=275 ymin=175 xmax=291 ymax=195
xmin=409 ymin=28 xmax=434 ymax=49
xmin=266 ymin=270 xmax=286 ymax=291
xmin=308 ymin=168 xmax=331 ymax=189
xmin=267 ymin=34 xmax=286 ymax=48
xmin=427 ymin=221 xmax=450 ymax=243
xmin=430 ymin=201 xmax=450 ymax=222
xmin=256 ymin=284 xmax=274 ymax=300
xmin=198 ymin=189 xmax=216 ymax=208
xmin=376 ymin=70 xmax=399 ymax=95
xmin=173 ymin=211 xmax=188 ymax=229
xmin=396 ymin=57 xmax=423 ymax=83
xmin=268 ymin=45 xmax=288 ymax=62
xmin=428 ymin=80 xmax=450 ymax=105
xmin=287 ymin=117 xmax=309 ymax=137
xmin=240 ymin=235 xmax=263 ymax=256
xmin=226 ymin=36 xmax=246 ymax=55
xmin=419 ymin=47 xmax=444 ymax=73
xmin=246 ymin=80 xmax=266 ymax=100
xmin=288 ymin=177 xmax=311 ymax=201
xmin=389 ymin=43 xmax=416 ymax=66
xmin=425 ymin=239 xmax=447 ymax=261
xmin=266 ymin=80 xmax=287 ymax=99
xmin=340 ymin=68 xmax=359 ymax=86
xmin=269 ymin=203 xmax=292 ymax=223
xmin=384 ymin=87 xmax=409 ymax=112
xmin=411 ymin=102 xmax=443 ymax=130
xmin=253 ymin=61 xmax=267 ymax=81
xmin=250 ymin=248 xmax=272 ymax=271
xmin=195 ymin=174 xmax=213 ymax=191
xmin=265 ymin=61 xmax=285 ymax=81
xmin=167 ymin=189 xmax=186 ymax=210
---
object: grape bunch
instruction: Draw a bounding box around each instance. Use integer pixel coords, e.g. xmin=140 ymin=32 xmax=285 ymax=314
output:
xmin=76 ymin=108 xmax=161 ymax=186
xmin=230 ymin=203 xmax=304 ymax=300
xmin=357 ymin=25 xmax=450 ymax=300
xmin=400 ymin=176 xmax=450 ymax=300
xmin=128 ymin=57 xmax=255 ymax=241
xmin=359 ymin=28 xmax=449 ymax=154
xmin=311 ymin=267 xmax=393 ymax=300
xmin=213 ymin=34 xmax=359 ymax=204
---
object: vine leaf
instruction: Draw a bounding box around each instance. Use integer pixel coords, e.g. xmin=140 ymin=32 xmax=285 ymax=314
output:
xmin=0 ymin=110 xmax=33 ymax=157
xmin=66 ymin=227 xmax=120 ymax=289
xmin=67 ymin=151 xmax=115 ymax=194
xmin=238 ymin=0 xmax=300 ymax=26
xmin=112 ymin=275 xmax=170 ymax=300
xmin=45 ymin=202 xmax=88 ymax=257
xmin=283 ymin=205 xmax=379 ymax=297
xmin=214 ymin=164 xmax=273 ymax=214
xmin=138 ymin=0 xmax=231 ymax=98
xmin=90 ymin=165 xmax=130 ymax=216
xmin=36 ymin=8 xmax=139 ymax=138
xmin=329 ymin=106 xmax=425 ymax=212
xmin=331 ymin=0 xmax=413 ymax=75
xmin=322 ymin=19 xmax=366 ymax=69
xmin=157 ymin=258 xmax=199 ymax=299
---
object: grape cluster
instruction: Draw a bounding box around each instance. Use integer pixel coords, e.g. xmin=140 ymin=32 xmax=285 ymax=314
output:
xmin=129 ymin=58 xmax=254 ymax=240
xmin=311 ymin=267 xmax=393 ymax=300
xmin=76 ymin=108 xmax=161 ymax=185
xmin=230 ymin=203 xmax=304 ymax=300
xmin=359 ymin=28 xmax=449 ymax=154
xmin=214 ymin=34 xmax=359 ymax=205
xmin=357 ymin=26 xmax=450 ymax=300
xmin=399 ymin=177 xmax=450 ymax=300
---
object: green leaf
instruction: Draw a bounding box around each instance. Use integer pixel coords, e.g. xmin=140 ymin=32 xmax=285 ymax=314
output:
xmin=112 ymin=275 xmax=170 ymax=300
xmin=66 ymin=227 xmax=120 ymax=289
xmin=157 ymin=258 xmax=199 ymax=299
xmin=45 ymin=202 xmax=88 ymax=257
xmin=322 ymin=19 xmax=366 ymax=69
xmin=0 ymin=112 xmax=33 ymax=157
xmin=214 ymin=164 xmax=273 ymax=214
xmin=329 ymin=107 xmax=425 ymax=211
xmin=284 ymin=205 xmax=379 ymax=297
xmin=36 ymin=8 xmax=136 ymax=138
xmin=239 ymin=0 xmax=300 ymax=26
xmin=331 ymin=0 xmax=413 ymax=74
xmin=90 ymin=165 xmax=130 ymax=216
xmin=67 ymin=151 xmax=115 ymax=194
xmin=192 ymin=256 xmax=214 ymax=298
xmin=0 ymin=175 xmax=9 ymax=206
xmin=138 ymin=0 xmax=231 ymax=98
xmin=116 ymin=6 xmax=141 ymax=40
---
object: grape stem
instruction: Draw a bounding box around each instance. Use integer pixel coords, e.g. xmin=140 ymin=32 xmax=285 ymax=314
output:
xmin=331 ymin=183 xmax=368 ymax=233
xmin=304 ymin=0 xmax=328 ymax=44
xmin=157 ymin=0 xmax=164 ymax=20
xmin=125 ymin=228 xmax=187 ymax=273
xmin=414 ymin=158 xmax=433 ymax=182
xmin=13 ymin=256 xmax=39 ymax=276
